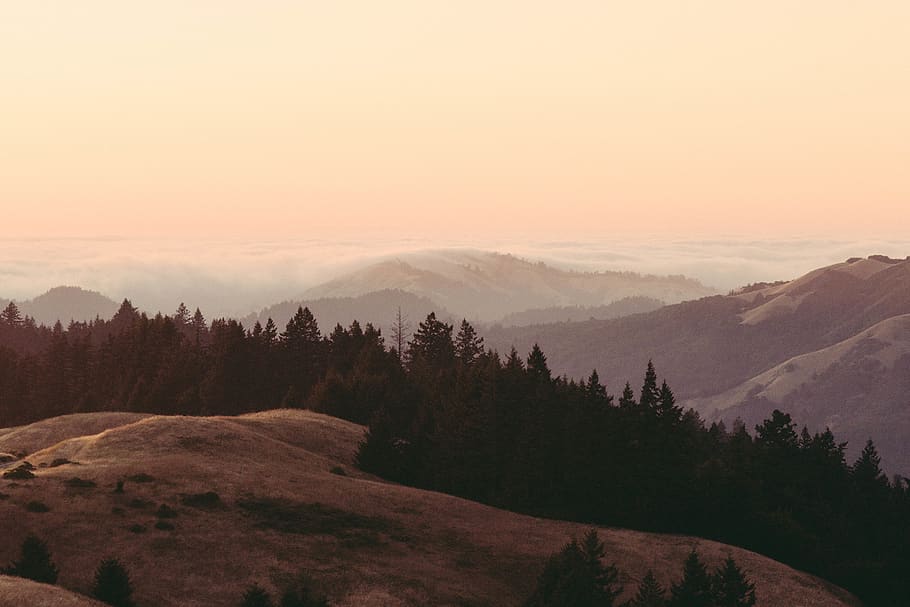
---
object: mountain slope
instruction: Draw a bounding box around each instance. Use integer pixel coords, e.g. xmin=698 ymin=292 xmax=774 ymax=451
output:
xmin=1 ymin=287 xmax=119 ymax=326
xmin=487 ymin=255 xmax=910 ymax=470
xmin=242 ymin=289 xmax=453 ymax=338
xmin=0 ymin=411 xmax=855 ymax=607
xmin=0 ymin=577 xmax=104 ymax=607
xmin=304 ymin=250 xmax=715 ymax=322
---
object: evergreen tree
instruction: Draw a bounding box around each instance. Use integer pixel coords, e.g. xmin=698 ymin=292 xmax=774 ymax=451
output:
xmin=408 ymin=312 xmax=454 ymax=370
xmin=192 ymin=307 xmax=208 ymax=346
xmin=619 ymin=382 xmax=636 ymax=410
xmin=754 ymin=410 xmax=798 ymax=452
xmin=174 ymin=302 xmax=191 ymax=326
xmin=626 ymin=570 xmax=667 ymax=607
xmin=527 ymin=344 xmax=551 ymax=382
xmin=711 ymin=557 xmax=756 ymax=607
xmin=0 ymin=301 xmax=22 ymax=327
xmin=92 ymin=558 xmax=134 ymax=607
xmin=390 ymin=307 xmax=410 ymax=363
xmin=525 ymin=531 xmax=621 ymax=607
xmin=263 ymin=317 xmax=279 ymax=346
xmin=241 ymin=584 xmax=274 ymax=607
xmin=853 ymin=439 xmax=888 ymax=488
xmin=655 ymin=380 xmax=681 ymax=422
xmin=640 ymin=360 xmax=660 ymax=409
xmin=669 ymin=550 xmax=712 ymax=607
xmin=454 ymin=319 xmax=484 ymax=364
xmin=3 ymin=534 xmax=58 ymax=584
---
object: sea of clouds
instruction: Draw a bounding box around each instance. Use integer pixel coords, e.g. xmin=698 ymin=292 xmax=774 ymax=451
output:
xmin=1 ymin=236 xmax=908 ymax=318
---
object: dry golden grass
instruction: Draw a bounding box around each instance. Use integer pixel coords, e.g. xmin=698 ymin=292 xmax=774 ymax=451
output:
xmin=0 ymin=410 xmax=859 ymax=607
xmin=0 ymin=576 xmax=104 ymax=607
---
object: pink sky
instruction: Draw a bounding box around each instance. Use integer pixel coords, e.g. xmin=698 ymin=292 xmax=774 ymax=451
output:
xmin=1 ymin=1 xmax=908 ymax=239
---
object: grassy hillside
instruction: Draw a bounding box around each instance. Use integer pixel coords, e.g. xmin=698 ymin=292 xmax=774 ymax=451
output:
xmin=0 ymin=576 xmax=104 ymax=607
xmin=0 ymin=411 xmax=857 ymax=607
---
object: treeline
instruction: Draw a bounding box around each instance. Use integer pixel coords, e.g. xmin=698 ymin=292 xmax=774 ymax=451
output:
xmin=1 ymin=301 xmax=909 ymax=605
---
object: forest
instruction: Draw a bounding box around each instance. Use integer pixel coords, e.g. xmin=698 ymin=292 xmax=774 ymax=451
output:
xmin=0 ymin=299 xmax=908 ymax=606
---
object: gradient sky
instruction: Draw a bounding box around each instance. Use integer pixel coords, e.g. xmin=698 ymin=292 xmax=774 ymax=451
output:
xmin=2 ymin=1 xmax=908 ymax=239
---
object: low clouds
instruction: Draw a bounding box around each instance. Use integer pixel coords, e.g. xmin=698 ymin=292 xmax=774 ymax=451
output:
xmin=2 ymin=237 xmax=907 ymax=318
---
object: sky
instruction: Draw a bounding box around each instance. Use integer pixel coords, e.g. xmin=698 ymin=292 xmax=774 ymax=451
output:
xmin=1 ymin=1 xmax=909 ymax=240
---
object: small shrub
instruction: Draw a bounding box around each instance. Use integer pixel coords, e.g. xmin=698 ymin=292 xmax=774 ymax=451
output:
xmin=128 ymin=524 xmax=146 ymax=534
xmin=114 ymin=480 xmax=124 ymax=493
xmin=0 ymin=492 xmax=10 ymax=500
xmin=26 ymin=500 xmax=50 ymax=513
xmin=241 ymin=584 xmax=274 ymax=607
xmin=49 ymin=458 xmax=72 ymax=468
xmin=3 ymin=465 xmax=35 ymax=480
xmin=156 ymin=504 xmax=178 ymax=519
xmin=3 ymin=534 xmax=59 ymax=584
xmin=329 ymin=466 xmax=347 ymax=476
xmin=181 ymin=491 xmax=222 ymax=509
xmin=154 ymin=521 xmax=175 ymax=531
xmin=111 ymin=507 xmax=125 ymax=515
xmin=0 ymin=453 xmax=17 ymax=464
xmin=65 ymin=477 xmax=97 ymax=488
xmin=92 ymin=558 xmax=135 ymax=607
xmin=126 ymin=473 xmax=154 ymax=483
xmin=127 ymin=498 xmax=153 ymax=509
xmin=19 ymin=461 xmax=35 ymax=471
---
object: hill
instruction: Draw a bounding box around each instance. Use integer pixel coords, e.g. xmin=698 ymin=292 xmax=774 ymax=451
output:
xmin=1 ymin=287 xmax=119 ymax=326
xmin=486 ymin=255 xmax=910 ymax=471
xmin=495 ymin=296 xmax=665 ymax=327
xmin=0 ymin=576 xmax=104 ymax=607
xmin=304 ymin=250 xmax=715 ymax=323
xmin=242 ymin=289 xmax=454 ymax=338
xmin=0 ymin=411 xmax=855 ymax=607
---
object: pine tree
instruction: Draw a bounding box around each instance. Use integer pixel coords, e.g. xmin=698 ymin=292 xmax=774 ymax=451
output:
xmin=3 ymin=534 xmax=58 ymax=584
xmin=669 ymin=549 xmax=713 ymax=607
xmin=853 ymin=439 xmax=888 ymax=488
xmin=192 ymin=307 xmax=208 ymax=346
xmin=640 ymin=360 xmax=659 ymax=409
xmin=527 ymin=344 xmax=551 ymax=381
xmin=619 ymin=382 xmax=636 ymax=409
xmin=408 ymin=312 xmax=454 ymax=369
xmin=525 ymin=531 xmax=621 ymax=607
xmin=0 ymin=301 xmax=22 ymax=327
xmin=390 ymin=307 xmax=410 ymax=363
xmin=712 ymin=557 xmax=756 ymax=607
xmin=655 ymin=380 xmax=681 ymax=422
xmin=627 ymin=570 xmax=667 ymax=607
xmin=92 ymin=558 xmax=134 ymax=607
xmin=241 ymin=584 xmax=274 ymax=607
xmin=454 ymin=319 xmax=484 ymax=364
xmin=586 ymin=370 xmax=608 ymax=403
xmin=174 ymin=302 xmax=191 ymax=326
xmin=263 ymin=317 xmax=278 ymax=346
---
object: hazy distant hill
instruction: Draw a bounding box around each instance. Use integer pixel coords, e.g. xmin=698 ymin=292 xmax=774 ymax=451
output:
xmin=304 ymin=249 xmax=716 ymax=323
xmin=1 ymin=286 xmax=119 ymax=326
xmin=0 ymin=411 xmax=856 ymax=607
xmin=487 ymin=255 xmax=910 ymax=472
xmin=496 ymin=296 xmax=665 ymax=327
xmin=242 ymin=289 xmax=455 ymax=338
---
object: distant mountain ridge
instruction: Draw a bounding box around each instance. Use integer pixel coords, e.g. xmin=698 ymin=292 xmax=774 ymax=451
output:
xmin=304 ymin=249 xmax=715 ymax=323
xmin=0 ymin=286 xmax=119 ymax=326
xmin=487 ymin=255 xmax=910 ymax=473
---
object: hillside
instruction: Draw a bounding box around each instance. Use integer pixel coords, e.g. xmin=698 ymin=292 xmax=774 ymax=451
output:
xmin=304 ymin=250 xmax=715 ymax=323
xmin=1 ymin=287 xmax=119 ymax=326
xmin=0 ymin=576 xmax=104 ymax=607
xmin=495 ymin=297 xmax=665 ymax=327
xmin=486 ymin=255 xmax=910 ymax=471
xmin=242 ymin=290 xmax=454 ymax=338
xmin=0 ymin=411 xmax=856 ymax=607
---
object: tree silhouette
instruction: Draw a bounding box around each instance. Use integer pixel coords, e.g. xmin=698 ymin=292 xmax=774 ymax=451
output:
xmin=0 ymin=301 xmax=22 ymax=327
xmin=525 ymin=530 xmax=621 ymax=607
xmin=3 ymin=534 xmax=58 ymax=584
xmin=454 ymin=319 xmax=484 ymax=364
xmin=669 ymin=550 xmax=712 ymax=607
xmin=626 ymin=570 xmax=667 ymax=607
xmin=92 ymin=558 xmax=134 ymax=607
xmin=712 ymin=557 xmax=756 ymax=607
xmin=241 ymin=584 xmax=274 ymax=607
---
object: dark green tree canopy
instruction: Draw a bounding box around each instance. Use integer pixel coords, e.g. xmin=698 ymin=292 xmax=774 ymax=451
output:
xmin=3 ymin=534 xmax=58 ymax=584
xmin=92 ymin=558 xmax=134 ymax=607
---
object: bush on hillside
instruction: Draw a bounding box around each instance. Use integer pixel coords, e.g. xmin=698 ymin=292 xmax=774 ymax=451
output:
xmin=92 ymin=558 xmax=135 ymax=607
xmin=3 ymin=534 xmax=59 ymax=584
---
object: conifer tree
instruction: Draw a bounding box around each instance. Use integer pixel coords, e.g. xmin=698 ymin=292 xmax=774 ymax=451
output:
xmin=669 ymin=549 xmax=713 ymax=607
xmin=174 ymin=302 xmax=191 ymax=326
xmin=525 ymin=531 xmax=621 ymax=607
xmin=3 ymin=534 xmax=58 ymax=584
xmin=454 ymin=319 xmax=484 ymax=364
xmin=92 ymin=558 xmax=134 ymax=607
xmin=627 ymin=570 xmax=667 ymax=607
xmin=241 ymin=584 xmax=274 ymax=607
xmin=263 ymin=317 xmax=278 ymax=346
xmin=655 ymin=380 xmax=681 ymax=422
xmin=853 ymin=439 xmax=888 ymax=488
xmin=712 ymin=557 xmax=756 ymax=607
xmin=619 ymin=382 xmax=636 ymax=409
xmin=640 ymin=360 xmax=660 ymax=409
xmin=0 ymin=301 xmax=22 ymax=327
xmin=527 ymin=344 xmax=551 ymax=381
xmin=408 ymin=312 xmax=454 ymax=370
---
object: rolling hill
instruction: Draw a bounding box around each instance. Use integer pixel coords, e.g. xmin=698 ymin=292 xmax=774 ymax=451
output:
xmin=0 ymin=411 xmax=856 ymax=607
xmin=303 ymin=250 xmax=715 ymax=323
xmin=0 ymin=287 xmax=119 ymax=326
xmin=486 ymin=255 xmax=910 ymax=473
